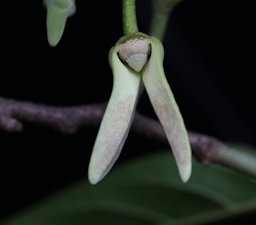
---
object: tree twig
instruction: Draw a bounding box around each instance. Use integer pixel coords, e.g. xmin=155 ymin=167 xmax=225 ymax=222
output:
xmin=0 ymin=96 xmax=256 ymax=179
xmin=0 ymin=97 xmax=105 ymax=133
xmin=132 ymin=113 xmax=256 ymax=178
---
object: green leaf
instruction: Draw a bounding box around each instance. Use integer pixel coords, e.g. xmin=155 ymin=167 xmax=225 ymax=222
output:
xmin=3 ymin=152 xmax=256 ymax=225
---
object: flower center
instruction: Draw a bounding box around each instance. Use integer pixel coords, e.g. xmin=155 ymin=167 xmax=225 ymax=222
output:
xmin=118 ymin=37 xmax=151 ymax=72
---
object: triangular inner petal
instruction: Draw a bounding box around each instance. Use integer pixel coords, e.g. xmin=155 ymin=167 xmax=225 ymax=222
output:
xmin=126 ymin=54 xmax=148 ymax=72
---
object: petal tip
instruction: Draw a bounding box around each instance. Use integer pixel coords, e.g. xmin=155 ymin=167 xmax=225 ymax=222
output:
xmin=179 ymin=159 xmax=192 ymax=183
xmin=88 ymin=173 xmax=100 ymax=185
xmin=47 ymin=35 xmax=61 ymax=47
xmin=88 ymin=165 xmax=103 ymax=185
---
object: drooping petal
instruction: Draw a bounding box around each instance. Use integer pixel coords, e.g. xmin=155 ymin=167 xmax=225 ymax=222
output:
xmin=88 ymin=46 xmax=141 ymax=185
xmin=44 ymin=0 xmax=76 ymax=47
xmin=142 ymin=36 xmax=192 ymax=182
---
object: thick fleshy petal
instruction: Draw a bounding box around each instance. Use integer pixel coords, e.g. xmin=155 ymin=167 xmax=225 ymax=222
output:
xmin=44 ymin=0 xmax=76 ymax=47
xmin=88 ymin=46 xmax=141 ymax=184
xmin=142 ymin=36 xmax=192 ymax=182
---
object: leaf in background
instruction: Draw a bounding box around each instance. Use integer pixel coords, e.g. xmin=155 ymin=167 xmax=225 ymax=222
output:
xmin=2 ymin=151 xmax=256 ymax=225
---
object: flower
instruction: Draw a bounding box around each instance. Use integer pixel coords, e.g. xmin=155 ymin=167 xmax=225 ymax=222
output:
xmin=44 ymin=0 xmax=76 ymax=47
xmin=88 ymin=33 xmax=192 ymax=184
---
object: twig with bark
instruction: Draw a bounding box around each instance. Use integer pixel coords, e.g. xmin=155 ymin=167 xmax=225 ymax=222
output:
xmin=0 ymin=96 xmax=256 ymax=179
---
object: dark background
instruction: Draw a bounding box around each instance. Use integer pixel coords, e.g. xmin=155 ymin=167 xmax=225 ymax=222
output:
xmin=0 ymin=0 xmax=256 ymax=223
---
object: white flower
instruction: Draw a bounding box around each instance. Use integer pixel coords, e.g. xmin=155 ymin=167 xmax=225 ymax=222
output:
xmin=88 ymin=33 xmax=192 ymax=184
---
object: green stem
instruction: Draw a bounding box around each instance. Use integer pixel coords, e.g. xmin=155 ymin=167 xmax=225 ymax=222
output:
xmin=150 ymin=4 xmax=172 ymax=40
xmin=122 ymin=0 xmax=139 ymax=35
xmin=150 ymin=0 xmax=182 ymax=40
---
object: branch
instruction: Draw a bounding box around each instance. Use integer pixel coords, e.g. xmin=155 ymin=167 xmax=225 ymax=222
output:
xmin=1 ymin=96 xmax=256 ymax=179
xmin=0 ymin=97 xmax=105 ymax=133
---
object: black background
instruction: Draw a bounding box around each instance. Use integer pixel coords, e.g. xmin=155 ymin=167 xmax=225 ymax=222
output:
xmin=0 ymin=0 xmax=256 ymax=224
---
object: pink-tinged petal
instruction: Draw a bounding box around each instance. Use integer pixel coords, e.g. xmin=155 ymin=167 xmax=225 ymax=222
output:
xmin=88 ymin=46 xmax=141 ymax=184
xmin=142 ymin=36 xmax=192 ymax=182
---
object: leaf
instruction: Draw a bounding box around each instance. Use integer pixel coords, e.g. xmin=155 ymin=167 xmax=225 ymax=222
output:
xmin=3 ymin=152 xmax=256 ymax=225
